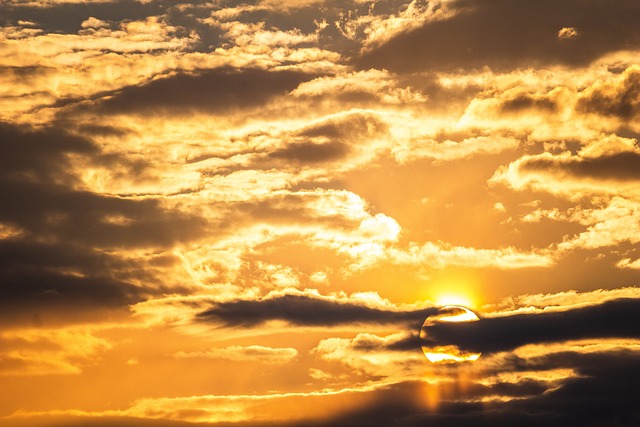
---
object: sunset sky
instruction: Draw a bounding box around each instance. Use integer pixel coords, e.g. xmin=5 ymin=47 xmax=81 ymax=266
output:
xmin=1 ymin=0 xmax=640 ymax=425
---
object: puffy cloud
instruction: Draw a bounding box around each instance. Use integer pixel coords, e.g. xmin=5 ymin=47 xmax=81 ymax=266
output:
xmin=577 ymin=65 xmax=640 ymax=123
xmin=557 ymin=26 xmax=578 ymax=40
xmin=617 ymin=258 xmax=640 ymax=270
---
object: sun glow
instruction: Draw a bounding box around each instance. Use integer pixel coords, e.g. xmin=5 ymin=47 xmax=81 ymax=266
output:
xmin=434 ymin=293 xmax=474 ymax=309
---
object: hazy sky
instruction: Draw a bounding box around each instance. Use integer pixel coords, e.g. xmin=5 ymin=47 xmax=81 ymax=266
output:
xmin=1 ymin=0 xmax=640 ymax=425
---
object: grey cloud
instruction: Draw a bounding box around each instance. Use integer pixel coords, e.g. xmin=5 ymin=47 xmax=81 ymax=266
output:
xmin=422 ymin=298 xmax=640 ymax=354
xmin=0 ymin=0 xmax=162 ymax=33
xmin=268 ymin=141 xmax=351 ymax=163
xmin=0 ymin=123 xmax=206 ymax=249
xmin=519 ymin=151 xmax=640 ymax=182
xmin=266 ymin=112 xmax=387 ymax=165
xmin=357 ymin=0 xmax=640 ymax=72
xmin=498 ymin=93 xmax=559 ymax=114
xmin=93 ymin=68 xmax=318 ymax=116
xmin=0 ymin=121 xmax=205 ymax=325
xmin=0 ymin=238 xmax=147 ymax=327
xmin=0 ymin=121 xmax=97 ymax=183
xmin=198 ymin=294 xmax=437 ymax=328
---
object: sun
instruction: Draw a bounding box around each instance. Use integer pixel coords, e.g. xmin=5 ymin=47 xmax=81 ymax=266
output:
xmin=420 ymin=306 xmax=482 ymax=364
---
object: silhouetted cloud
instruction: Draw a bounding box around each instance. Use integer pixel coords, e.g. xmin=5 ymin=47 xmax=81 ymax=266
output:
xmin=94 ymin=68 xmax=317 ymax=115
xmin=521 ymin=151 xmax=640 ymax=182
xmin=358 ymin=0 xmax=640 ymax=72
xmin=422 ymin=298 xmax=640 ymax=354
xmin=198 ymin=294 xmax=437 ymax=327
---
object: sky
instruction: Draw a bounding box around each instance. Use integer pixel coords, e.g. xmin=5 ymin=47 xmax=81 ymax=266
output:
xmin=1 ymin=0 xmax=640 ymax=425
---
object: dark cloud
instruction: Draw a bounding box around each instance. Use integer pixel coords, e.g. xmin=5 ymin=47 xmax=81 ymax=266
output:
xmin=0 ymin=122 xmax=206 ymax=249
xmin=577 ymin=66 xmax=640 ymax=119
xmin=93 ymin=68 xmax=317 ymax=116
xmin=0 ymin=65 xmax=53 ymax=81
xmin=422 ymin=298 xmax=640 ymax=354
xmin=265 ymin=112 xmax=386 ymax=164
xmin=198 ymin=294 xmax=437 ymax=327
xmin=296 ymin=112 xmax=388 ymax=140
xmin=0 ymin=0 xmax=162 ymax=33
xmin=0 ymin=238 xmax=149 ymax=327
xmin=0 ymin=121 xmax=206 ymax=325
xmin=0 ymin=121 xmax=97 ymax=183
xmin=498 ymin=93 xmax=558 ymax=114
xmin=269 ymin=141 xmax=351 ymax=163
xmin=0 ymin=181 xmax=206 ymax=249
xmin=357 ymin=0 xmax=640 ymax=72
xmin=519 ymin=151 xmax=640 ymax=182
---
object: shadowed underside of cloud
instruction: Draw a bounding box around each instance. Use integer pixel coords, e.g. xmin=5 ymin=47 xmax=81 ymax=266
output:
xmin=422 ymin=297 xmax=640 ymax=354
xmin=268 ymin=140 xmax=351 ymax=163
xmin=94 ymin=68 xmax=318 ymax=115
xmin=520 ymin=151 xmax=640 ymax=181
xmin=0 ymin=122 xmax=204 ymax=325
xmin=357 ymin=0 xmax=640 ymax=72
xmin=198 ymin=294 xmax=437 ymax=328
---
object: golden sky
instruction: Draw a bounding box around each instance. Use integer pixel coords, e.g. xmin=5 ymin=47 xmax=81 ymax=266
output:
xmin=1 ymin=0 xmax=640 ymax=425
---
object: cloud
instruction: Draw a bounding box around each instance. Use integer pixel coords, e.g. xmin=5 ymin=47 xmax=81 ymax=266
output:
xmin=268 ymin=140 xmax=351 ymax=163
xmin=290 ymin=69 xmax=427 ymax=106
xmin=491 ymin=136 xmax=640 ymax=196
xmin=198 ymin=290 xmax=436 ymax=328
xmin=387 ymin=242 xmax=554 ymax=270
xmin=357 ymin=0 xmax=640 ymax=72
xmin=313 ymin=332 xmax=426 ymax=381
xmin=577 ymin=65 xmax=640 ymax=121
xmin=0 ymin=240 xmax=145 ymax=318
xmin=557 ymin=26 xmax=578 ymax=40
xmin=616 ymin=258 xmax=640 ymax=270
xmin=422 ymin=297 xmax=640 ymax=354
xmin=0 ymin=121 xmax=209 ymax=326
xmin=519 ymin=151 xmax=640 ymax=182
xmin=174 ymin=345 xmax=298 ymax=365
xmin=0 ymin=328 xmax=111 ymax=376
xmin=92 ymin=67 xmax=317 ymax=116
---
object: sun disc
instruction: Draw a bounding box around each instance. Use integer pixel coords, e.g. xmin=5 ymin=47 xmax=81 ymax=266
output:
xmin=421 ymin=305 xmax=481 ymax=364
